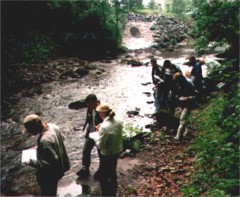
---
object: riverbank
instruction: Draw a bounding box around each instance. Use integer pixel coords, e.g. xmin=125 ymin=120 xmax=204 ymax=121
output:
xmin=1 ymin=15 xmax=199 ymax=196
xmin=1 ymin=41 xmax=197 ymax=196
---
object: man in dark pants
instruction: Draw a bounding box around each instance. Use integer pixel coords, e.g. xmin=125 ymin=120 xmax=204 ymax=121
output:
xmin=151 ymin=58 xmax=164 ymax=112
xmin=75 ymin=94 xmax=103 ymax=179
xmin=162 ymin=60 xmax=182 ymax=114
xmin=186 ymin=56 xmax=203 ymax=93
xmin=100 ymin=154 xmax=119 ymax=196
xmin=22 ymin=114 xmax=70 ymax=196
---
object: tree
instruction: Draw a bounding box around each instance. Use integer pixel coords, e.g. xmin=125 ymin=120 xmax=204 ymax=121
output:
xmin=2 ymin=0 xmax=122 ymax=65
xmin=191 ymin=0 xmax=239 ymax=59
xmin=148 ymin=0 xmax=157 ymax=10
xmin=172 ymin=0 xmax=186 ymax=14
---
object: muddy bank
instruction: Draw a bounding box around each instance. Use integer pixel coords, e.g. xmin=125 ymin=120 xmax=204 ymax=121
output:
xmin=118 ymin=129 xmax=196 ymax=197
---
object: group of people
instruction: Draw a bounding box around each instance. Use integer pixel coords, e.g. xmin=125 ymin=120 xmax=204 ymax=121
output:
xmin=22 ymin=94 xmax=123 ymax=196
xmin=151 ymin=56 xmax=203 ymax=140
xmin=22 ymin=56 xmax=203 ymax=196
xmin=75 ymin=94 xmax=123 ymax=196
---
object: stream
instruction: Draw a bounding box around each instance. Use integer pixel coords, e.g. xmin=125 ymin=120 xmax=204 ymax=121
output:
xmin=1 ymin=19 xmax=208 ymax=196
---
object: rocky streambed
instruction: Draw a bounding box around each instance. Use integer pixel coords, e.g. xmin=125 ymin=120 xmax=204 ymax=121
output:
xmin=127 ymin=13 xmax=191 ymax=50
xmin=1 ymin=44 xmax=197 ymax=196
xmin=1 ymin=14 xmax=199 ymax=196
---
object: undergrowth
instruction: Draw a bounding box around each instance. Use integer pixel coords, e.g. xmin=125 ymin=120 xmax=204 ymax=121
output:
xmin=184 ymin=61 xmax=239 ymax=196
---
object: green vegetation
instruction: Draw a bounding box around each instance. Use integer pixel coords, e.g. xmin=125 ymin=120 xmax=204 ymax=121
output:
xmin=171 ymin=0 xmax=192 ymax=21
xmin=183 ymin=1 xmax=239 ymax=196
xmin=191 ymin=0 xmax=239 ymax=58
xmin=184 ymin=86 xmax=239 ymax=196
xmin=2 ymin=33 xmax=59 ymax=65
xmin=2 ymin=0 xmax=122 ymax=66
xmin=135 ymin=8 xmax=160 ymax=15
xmin=135 ymin=0 xmax=193 ymax=22
xmin=123 ymin=124 xmax=147 ymax=152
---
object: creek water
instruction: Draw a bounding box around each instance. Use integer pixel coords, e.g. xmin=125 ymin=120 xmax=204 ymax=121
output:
xmin=1 ymin=20 xmax=207 ymax=196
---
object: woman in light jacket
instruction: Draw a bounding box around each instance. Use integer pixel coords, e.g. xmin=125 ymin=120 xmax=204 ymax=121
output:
xmin=95 ymin=103 xmax=123 ymax=196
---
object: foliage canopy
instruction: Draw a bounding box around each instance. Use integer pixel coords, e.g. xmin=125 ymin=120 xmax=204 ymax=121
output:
xmin=191 ymin=0 xmax=239 ymax=59
xmin=2 ymin=0 xmax=122 ymax=66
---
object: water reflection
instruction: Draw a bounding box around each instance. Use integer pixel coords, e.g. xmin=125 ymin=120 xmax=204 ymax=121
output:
xmin=58 ymin=182 xmax=82 ymax=197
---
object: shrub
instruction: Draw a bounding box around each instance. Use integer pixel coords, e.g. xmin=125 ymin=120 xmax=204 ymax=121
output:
xmin=191 ymin=0 xmax=239 ymax=58
xmin=122 ymin=124 xmax=147 ymax=153
xmin=184 ymin=68 xmax=240 ymax=196
xmin=2 ymin=33 xmax=59 ymax=65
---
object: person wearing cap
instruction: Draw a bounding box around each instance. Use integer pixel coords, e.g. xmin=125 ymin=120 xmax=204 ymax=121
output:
xmin=186 ymin=56 xmax=203 ymax=93
xmin=94 ymin=103 xmax=123 ymax=196
xmin=22 ymin=114 xmax=70 ymax=196
xmin=76 ymin=94 xmax=103 ymax=179
xmin=151 ymin=58 xmax=164 ymax=112
xmin=172 ymin=72 xmax=199 ymax=140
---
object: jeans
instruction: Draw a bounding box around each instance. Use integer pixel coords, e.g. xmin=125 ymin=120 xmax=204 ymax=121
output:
xmin=154 ymin=86 xmax=163 ymax=112
xmin=81 ymin=137 xmax=96 ymax=169
xmin=161 ymin=86 xmax=172 ymax=111
xmin=99 ymin=153 xmax=119 ymax=196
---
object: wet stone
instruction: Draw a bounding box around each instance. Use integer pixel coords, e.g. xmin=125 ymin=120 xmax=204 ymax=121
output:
xmin=127 ymin=110 xmax=139 ymax=116
xmin=185 ymin=172 xmax=192 ymax=177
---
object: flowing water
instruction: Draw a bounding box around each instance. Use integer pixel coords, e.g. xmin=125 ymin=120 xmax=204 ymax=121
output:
xmin=1 ymin=20 xmax=210 ymax=196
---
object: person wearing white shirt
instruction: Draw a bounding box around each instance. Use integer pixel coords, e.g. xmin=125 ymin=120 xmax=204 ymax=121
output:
xmin=94 ymin=103 xmax=123 ymax=196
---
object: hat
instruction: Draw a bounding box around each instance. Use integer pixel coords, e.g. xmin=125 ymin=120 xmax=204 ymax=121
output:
xmin=85 ymin=94 xmax=97 ymax=103
xmin=96 ymin=103 xmax=111 ymax=112
xmin=22 ymin=114 xmax=42 ymax=133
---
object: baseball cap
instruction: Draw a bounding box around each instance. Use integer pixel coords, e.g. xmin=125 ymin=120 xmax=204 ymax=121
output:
xmin=22 ymin=114 xmax=42 ymax=133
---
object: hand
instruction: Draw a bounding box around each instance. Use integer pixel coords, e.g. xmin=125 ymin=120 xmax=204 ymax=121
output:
xmin=179 ymin=97 xmax=189 ymax=101
xmin=95 ymin=125 xmax=100 ymax=131
xmin=28 ymin=159 xmax=37 ymax=167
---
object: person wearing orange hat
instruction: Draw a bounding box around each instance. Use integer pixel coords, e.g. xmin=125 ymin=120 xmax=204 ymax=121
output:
xmin=22 ymin=114 xmax=70 ymax=196
xmin=172 ymin=73 xmax=199 ymax=140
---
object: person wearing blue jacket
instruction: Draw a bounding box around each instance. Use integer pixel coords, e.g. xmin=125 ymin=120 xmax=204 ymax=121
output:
xmin=187 ymin=56 xmax=203 ymax=93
